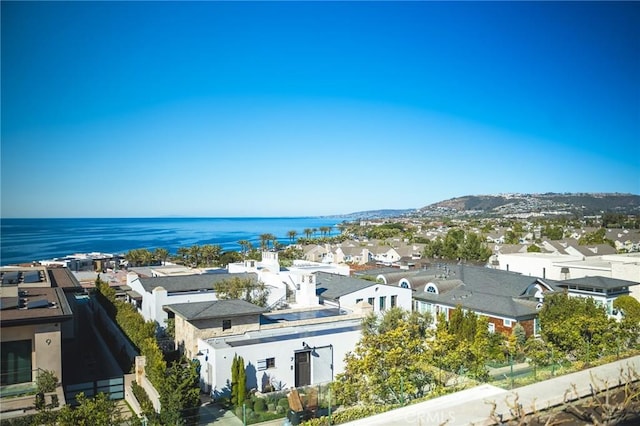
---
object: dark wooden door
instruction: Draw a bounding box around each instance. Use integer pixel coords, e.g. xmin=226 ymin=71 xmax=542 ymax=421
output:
xmin=294 ymin=351 xmax=311 ymax=387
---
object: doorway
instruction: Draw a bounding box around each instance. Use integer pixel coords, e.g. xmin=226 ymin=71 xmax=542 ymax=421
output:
xmin=294 ymin=351 xmax=310 ymax=387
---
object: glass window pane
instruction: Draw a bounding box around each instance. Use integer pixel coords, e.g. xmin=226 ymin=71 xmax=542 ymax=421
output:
xmin=1 ymin=340 xmax=32 ymax=385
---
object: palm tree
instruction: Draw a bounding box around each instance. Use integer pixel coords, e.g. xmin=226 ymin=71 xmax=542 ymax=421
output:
xmin=140 ymin=249 xmax=153 ymax=266
xmin=304 ymin=228 xmax=312 ymax=239
xmin=287 ymin=230 xmax=298 ymax=244
xmin=125 ymin=249 xmax=141 ymax=267
xmin=312 ymin=228 xmax=318 ymax=238
xmin=202 ymin=244 xmax=222 ymax=266
xmin=319 ymin=226 xmax=330 ymax=237
xmin=259 ymin=234 xmax=271 ymax=251
xmin=154 ymin=248 xmax=169 ymax=266
xmin=337 ymin=223 xmax=347 ymax=234
xmin=238 ymin=240 xmax=250 ymax=259
xmin=176 ymin=247 xmax=189 ymax=265
xmin=189 ymin=244 xmax=201 ymax=267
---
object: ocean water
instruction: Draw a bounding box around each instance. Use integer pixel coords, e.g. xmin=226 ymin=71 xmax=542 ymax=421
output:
xmin=0 ymin=217 xmax=345 ymax=266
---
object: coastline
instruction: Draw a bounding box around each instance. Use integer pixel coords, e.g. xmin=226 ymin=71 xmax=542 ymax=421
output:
xmin=0 ymin=216 xmax=346 ymax=266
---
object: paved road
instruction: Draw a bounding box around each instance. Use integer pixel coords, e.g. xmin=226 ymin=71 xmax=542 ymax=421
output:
xmin=343 ymin=355 xmax=640 ymax=426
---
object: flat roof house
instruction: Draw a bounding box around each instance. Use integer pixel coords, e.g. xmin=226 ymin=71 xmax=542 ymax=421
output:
xmin=0 ymin=267 xmax=76 ymax=404
xmin=166 ymin=299 xmax=370 ymax=397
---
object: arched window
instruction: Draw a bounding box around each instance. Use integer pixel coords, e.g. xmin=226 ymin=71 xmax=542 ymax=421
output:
xmin=426 ymin=283 xmax=438 ymax=294
xmin=399 ymin=279 xmax=410 ymax=289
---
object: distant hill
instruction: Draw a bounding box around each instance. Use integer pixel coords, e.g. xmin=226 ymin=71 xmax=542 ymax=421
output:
xmin=419 ymin=193 xmax=640 ymax=217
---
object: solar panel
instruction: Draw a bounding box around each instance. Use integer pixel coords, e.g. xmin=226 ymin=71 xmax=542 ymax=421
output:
xmin=2 ymin=271 xmax=20 ymax=285
xmin=23 ymin=271 xmax=41 ymax=283
xmin=28 ymin=299 xmax=50 ymax=309
xmin=0 ymin=297 xmax=19 ymax=310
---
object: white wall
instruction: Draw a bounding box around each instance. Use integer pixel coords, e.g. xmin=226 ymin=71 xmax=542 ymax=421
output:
xmin=339 ymin=284 xmax=412 ymax=313
xmin=127 ymin=272 xmax=286 ymax=325
xmin=497 ymin=253 xmax=582 ymax=279
xmin=199 ymin=325 xmax=361 ymax=396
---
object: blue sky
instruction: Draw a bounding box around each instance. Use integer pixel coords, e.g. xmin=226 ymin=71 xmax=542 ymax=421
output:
xmin=2 ymin=1 xmax=639 ymax=218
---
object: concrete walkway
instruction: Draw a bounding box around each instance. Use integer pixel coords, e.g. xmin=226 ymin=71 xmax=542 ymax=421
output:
xmin=197 ymin=397 xmax=242 ymax=426
xmin=343 ymin=355 xmax=640 ymax=426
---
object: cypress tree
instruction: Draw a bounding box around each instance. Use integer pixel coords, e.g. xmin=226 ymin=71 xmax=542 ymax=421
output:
xmin=237 ymin=356 xmax=246 ymax=405
xmin=231 ymin=354 xmax=238 ymax=406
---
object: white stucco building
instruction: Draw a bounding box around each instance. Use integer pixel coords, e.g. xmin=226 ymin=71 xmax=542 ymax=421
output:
xmin=493 ymin=252 xmax=640 ymax=300
xmin=164 ymin=264 xmax=414 ymax=396
xmin=166 ymin=298 xmax=370 ymax=396
xmin=126 ymin=270 xmax=285 ymax=327
xmin=314 ymin=271 xmax=413 ymax=313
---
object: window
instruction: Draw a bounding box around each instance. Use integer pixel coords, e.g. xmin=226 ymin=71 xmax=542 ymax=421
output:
xmin=503 ymin=319 xmax=513 ymax=327
xmin=266 ymin=357 xmax=275 ymax=368
xmin=355 ymin=298 xmax=363 ymax=304
xmin=257 ymin=357 xmax=275 ymax=370
xmin=379 ymin=296 xmax=386 ymax=311
xmin=222 ymin=319 xmax=231 ymax=331
xmin=534 ymin=318 xmax=541 ymax=336
xmin=368 ymin=297 xmax=375 ymax=306
xmin=488 ymin=322 xmax=496 ymax=333
xmin=1 ymin=340 xmax=32 ymax=385
xmin=390 ymin=295 xmax=397 ymax=308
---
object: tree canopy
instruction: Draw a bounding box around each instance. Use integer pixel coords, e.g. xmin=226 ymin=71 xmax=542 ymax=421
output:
xmin=539 ymin=293 xmax=616 ymax=361
xmin=335 ymin=308 xmax=433 ymax=405
xmin=56 ymin=392 xmax=123 ymax=426
xmin=214 ymin=277 xmax=270 ymax=307
xmin=422 ymin=229 xmax=492 ymax=262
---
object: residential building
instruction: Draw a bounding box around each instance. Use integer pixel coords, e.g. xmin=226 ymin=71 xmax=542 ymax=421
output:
xmin=368 ymin=245 xmax=402 ymax=266
xmin=125 ymin=270 xmax=279 ymax=327
xmin=0 ymin=267 xmax=77 ymax=395
xmin=554 ymin=276 xmax=639 ymax=317
xmin=493 ymin=252 xmax=640 ymax=300
xmin=166 ymin=299 xmax=370 ymax=396
xmin=375 ymin=264 xmax=560 ymax=336
xmin=314 ymin=271 xmax=412 ymax=313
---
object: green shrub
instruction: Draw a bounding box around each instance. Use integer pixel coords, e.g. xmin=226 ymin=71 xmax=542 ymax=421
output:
xmin=267 ymin=402 xmax=276 ymax=412
xmin=131 ymin=381 xmax=155 ymax=415
xmin=277 ymin=397 xmax=289 ymax=410
xmin=276 ymin=405 xmax=285 ymax=414
xmin=302 ymin=405 xmax=391 ymax=425
xmin=36 ymin=370 xmax=58 ymax=393
xmin=302 ymin=418 xmax=330 ymax=426
xmin=253 ymin=398 xmax=267 ymax=412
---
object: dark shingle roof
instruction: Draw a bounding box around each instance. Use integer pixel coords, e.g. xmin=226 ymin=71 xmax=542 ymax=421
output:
xmin=139 ymin=272 xmax=258 ymax=293
xmin=165 ymin=299 xmax=266 ymax=321
xmin=315 ymin=272 xmax=377 ymax=300
xmin=558 ymin=276 xmax=640 ymax=290
xmin=412 ymin=265 xmax=559 ymax=320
